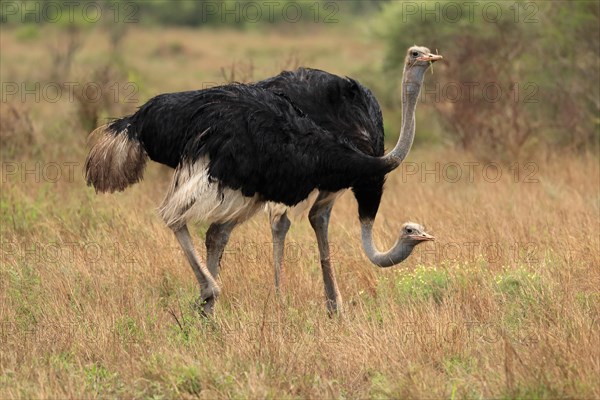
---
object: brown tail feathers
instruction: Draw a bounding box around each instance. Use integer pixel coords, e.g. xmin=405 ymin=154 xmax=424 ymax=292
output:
xmin=84 ymin=124 xmax=148 ymax=193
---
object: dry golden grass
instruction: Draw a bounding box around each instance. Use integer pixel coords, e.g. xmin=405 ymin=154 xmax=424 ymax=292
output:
xmin=1 ymin=26 xmax=599 ymax=399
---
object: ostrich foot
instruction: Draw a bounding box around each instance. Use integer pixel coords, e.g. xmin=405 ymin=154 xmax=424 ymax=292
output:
xmin=194 ymin=286 xmax=221 ymax=317
xmin=325 ymin=298 xmax=344 ymax=318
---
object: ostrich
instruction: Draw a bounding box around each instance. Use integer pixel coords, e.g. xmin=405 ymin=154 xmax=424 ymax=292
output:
xmin=85 ymin=46 xmax=441 ymax=315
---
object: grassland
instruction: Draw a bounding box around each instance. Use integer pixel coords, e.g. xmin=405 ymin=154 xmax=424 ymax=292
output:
xmin=1 ymin=25 xmax=599 ymax=398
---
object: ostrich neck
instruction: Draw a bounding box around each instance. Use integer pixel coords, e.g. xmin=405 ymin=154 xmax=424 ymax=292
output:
xmin=383 ymin=66 xmax=427 ymax=168
xmin=360 ymin=220 xmax=415 ymax=268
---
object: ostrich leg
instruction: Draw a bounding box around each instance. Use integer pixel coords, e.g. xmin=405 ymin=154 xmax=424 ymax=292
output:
xmin=205 ymin=222 xmax=236 ymax=278
xmin=309 ymin=192 xmax=343 ymax=316
xmin=270 ymin=212 xmax=291 ymax=293
xmin=174 ymin=225 xmax=221 ymax=316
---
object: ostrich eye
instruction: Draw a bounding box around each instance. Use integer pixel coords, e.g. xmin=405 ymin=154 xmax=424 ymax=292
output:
xmin=411 ymin=51 xmax=419 ymax=57
xmin=406 ymin=228 xmax=413 ymax=234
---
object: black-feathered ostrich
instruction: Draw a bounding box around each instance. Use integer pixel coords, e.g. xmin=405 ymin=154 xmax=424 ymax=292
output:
xmin=85 ymin=46 xmax=441 ymax=315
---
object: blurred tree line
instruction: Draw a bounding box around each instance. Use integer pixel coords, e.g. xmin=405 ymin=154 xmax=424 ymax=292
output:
xmin=375 ymin=0 xmax=599 ymax=157
xmin=0 ymin=0 xmax=387 ymax=27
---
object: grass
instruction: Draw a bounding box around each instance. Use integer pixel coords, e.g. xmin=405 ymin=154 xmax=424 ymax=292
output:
xmin=1 ymin=25 xmax=599 ymax=398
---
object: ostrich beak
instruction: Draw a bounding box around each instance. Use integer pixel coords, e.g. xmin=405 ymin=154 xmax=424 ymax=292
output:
xmin=411 ymin=232 xmax=435 ymax=242
xmin=417 ymin=54 xmax=443 ymax=62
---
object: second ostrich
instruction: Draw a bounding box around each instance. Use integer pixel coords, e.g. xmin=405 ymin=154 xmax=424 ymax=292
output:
xmin=85 ymin=46 xmax=441 ymax=315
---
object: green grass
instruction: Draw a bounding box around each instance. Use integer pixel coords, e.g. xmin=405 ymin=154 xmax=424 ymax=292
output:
xmin=394 ymin=265 xmax=450 ymax=304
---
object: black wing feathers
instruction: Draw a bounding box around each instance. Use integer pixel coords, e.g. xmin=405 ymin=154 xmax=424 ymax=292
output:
xmin=257 ymin=67 xmax=385 ymax=157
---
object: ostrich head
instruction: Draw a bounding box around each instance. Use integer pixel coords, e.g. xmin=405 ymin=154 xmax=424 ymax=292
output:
xmin=402 ymin=46 xmax=443 ymax=93
xmin=405 ymin=46 xmax=443 ymax=69
xmin=399 ymin=222 xmax=435 ymax=247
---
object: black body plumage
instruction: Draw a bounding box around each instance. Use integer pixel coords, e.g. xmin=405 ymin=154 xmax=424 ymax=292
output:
xmin=258 ymin=68 xmax=387 ymax=221
xmin=105 ymin=82 xmax=391 ymax=208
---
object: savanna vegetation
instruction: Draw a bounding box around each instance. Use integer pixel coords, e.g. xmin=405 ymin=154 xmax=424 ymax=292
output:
xmin=1 ymin=1 xmax=599 ymax=398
